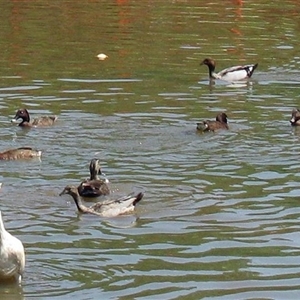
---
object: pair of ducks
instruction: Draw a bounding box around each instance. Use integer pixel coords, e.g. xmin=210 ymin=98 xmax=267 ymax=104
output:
xmin=60 ymin=159 xmax=144 ymax=218
xmin=0 ymin=109 xmax=58 ymax=160
xmin=197 ymin=58 xmax=256 ymax=131
xmin=197 ymin=108 xmax=300 ymax=133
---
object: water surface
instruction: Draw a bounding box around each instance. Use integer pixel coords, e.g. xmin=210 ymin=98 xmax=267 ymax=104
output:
xmin=1 ymin=1 xmax=300 ymax=299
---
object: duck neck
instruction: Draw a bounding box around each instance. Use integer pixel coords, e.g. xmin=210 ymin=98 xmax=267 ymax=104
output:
xmin=216 ymin=115 xmax=227 ymax=124
xmin=90 ymin=167 xmax=101 ymax=180
xmin=208 ymin=66 xmax=217 ymax=79
xmin=71 ymin=192 xmax=88 ymax=213
xmin=19 ymin=120 xmax=26 ymax=126
xmin=19 ymin=117 xmax=31 ymax=126
xmin=24 ymin=110 xmax=30 ymax=122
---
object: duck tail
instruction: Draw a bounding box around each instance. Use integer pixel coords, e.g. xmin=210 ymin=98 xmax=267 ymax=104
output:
xmin=248 ymin=63 xmax=258 ymax=77
xmin=133 ymin=192 xmax=144 ymax=206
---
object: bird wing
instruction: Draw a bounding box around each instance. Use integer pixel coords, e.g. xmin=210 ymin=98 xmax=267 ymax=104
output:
xmin=91 ymin=193 xmax=143 ymax=217
xmin=78 ymin=179 xmax=110 ymax=197
xmin=0 ymin=239 xmax=24 ymax=279
xmin=217 ymin=64 xmax=257 ymax=81
xmin=32 ymin=116 xmax=57 ymax=126
xmin=218 ymin=65 xmax=245 ymax=76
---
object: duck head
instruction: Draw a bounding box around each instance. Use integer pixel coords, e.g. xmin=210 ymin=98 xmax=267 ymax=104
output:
xmin=196 ymin=122 xmax=208 ymax=131
xmin=290 ymin=108 xmax=300 ymax=126
xmin=11 ymin=109 xmax=30 ymax=125
xmin=200 ymin=58 xmax=216 ymax=71
xmin=60 ymin=185 xmax=78 ymax=196
xmin=60 ymin=185 xmax=85 ymax=213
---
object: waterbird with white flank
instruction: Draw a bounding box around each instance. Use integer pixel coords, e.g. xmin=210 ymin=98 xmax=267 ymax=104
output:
xmin=200 ymin=58 xmax=258 ymax=82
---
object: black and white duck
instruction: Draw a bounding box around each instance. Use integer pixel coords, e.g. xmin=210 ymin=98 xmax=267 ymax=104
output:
xmin=200 ymin=58 xmax=258 ymax=82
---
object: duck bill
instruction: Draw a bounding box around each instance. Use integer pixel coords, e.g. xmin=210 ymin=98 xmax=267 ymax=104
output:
xmin=196 ymin=122 xmax=208 ymax=131
xmin=11 ymin=118 xmax=19 ymax=123
xmin=59 ymin=189 xmax=67 ymax=196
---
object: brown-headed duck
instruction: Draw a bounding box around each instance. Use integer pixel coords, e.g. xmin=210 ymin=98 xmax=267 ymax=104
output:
xmin=0 ymin=211 xmax=25 ymax=283
xmin=197 ymin=112 xmax=229 ymax=132
xmin=290 ymin=108 xmax=300 ymax=126
xmin=77 ymin=159 xmax=110 ymax=197
xmin=11 ymin=108 xmax=57 ymax=127
xmin=0 ymin=147 xmax=41 ymax=160
xmin=200 ymin=58 xmax=258 ymax=82
xmin=60 ymin=185 xmax=144 ymax=217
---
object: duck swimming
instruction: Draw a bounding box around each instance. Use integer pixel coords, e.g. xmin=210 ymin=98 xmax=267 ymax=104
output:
xmin=0 ymin=211 xmax=25 ymax=283
xmin=77 ymin=159 xmax=110 ymax=197
xmin=11 ymin=108 xmax=57 ymax=127
xmin=60 ymin=185 xmax=144 ymax=217
xmin=0 ymin=147 xmax=41 ymax=160
xmin=200 ymin=58 xmax=258 ymax=82
xmin=197 ymin=112 xmax=229 ymax=132
xmin=290 ymin=108 xmax=300 ymax=126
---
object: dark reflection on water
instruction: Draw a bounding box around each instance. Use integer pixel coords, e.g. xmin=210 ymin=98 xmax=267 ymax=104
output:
xmin=1 ymin=0 xmax=300 ymax=299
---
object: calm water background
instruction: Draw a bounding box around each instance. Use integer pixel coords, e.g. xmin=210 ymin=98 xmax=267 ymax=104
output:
xmin=1 ymin=0 xmax=300 ymax=299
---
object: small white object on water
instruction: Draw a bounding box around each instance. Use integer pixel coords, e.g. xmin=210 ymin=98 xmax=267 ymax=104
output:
xmin=97 ymin=53 xmax=108 ymax=61
xmin=0 ymin=211 xmax=25 ymax=283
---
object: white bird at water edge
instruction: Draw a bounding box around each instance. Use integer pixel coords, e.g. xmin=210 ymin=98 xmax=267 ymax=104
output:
xmin=0 ymin=211 xmax=25 ymax=284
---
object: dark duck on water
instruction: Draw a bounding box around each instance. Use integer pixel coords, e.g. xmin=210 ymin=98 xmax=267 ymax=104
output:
xmin=197 ymin=112 xmax=229 ymax=132
xmin=77 ymin=159 xmax=110 ymax=198
xmin=11 ymin=108 xmax=57 ymax=127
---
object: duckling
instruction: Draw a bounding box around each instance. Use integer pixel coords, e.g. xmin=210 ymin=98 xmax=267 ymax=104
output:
xmin=11 ymin=108 xmax=57 ymax=127
xmin=77 ymin=159 xmax=110 ymax=197
xmin=290 ymin=108 xmax=300 ymax=126
xmin=0 ymin=147 xmax=41 ymax=160
xmin=200 ymin=58 xmax=258 ymax=82
xmin=0 ymin=211 xmax=25 ymax=283
xmin=60 ymin=185 xmax=144 ymax=217
xmin=197 ymin=112 xmax=229 ymax=132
